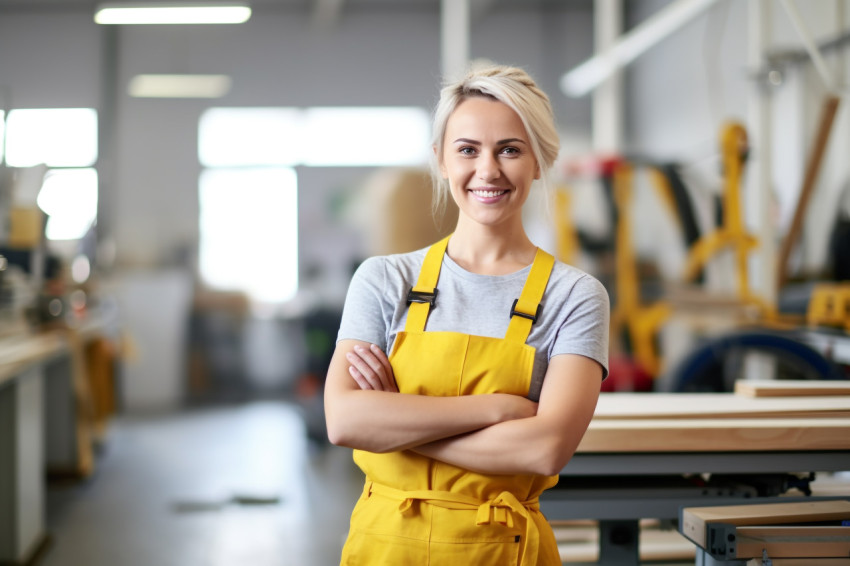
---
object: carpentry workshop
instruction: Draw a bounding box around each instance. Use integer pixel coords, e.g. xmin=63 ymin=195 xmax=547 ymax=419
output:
xmin=1 ymin=1 xmax=849 ymax=565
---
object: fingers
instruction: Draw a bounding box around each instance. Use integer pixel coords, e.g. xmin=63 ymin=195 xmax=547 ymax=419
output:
xmin=369 ymin=344 xmax=398 ymax=392
xmin=345 ymin=344 xmax=397 ymax=392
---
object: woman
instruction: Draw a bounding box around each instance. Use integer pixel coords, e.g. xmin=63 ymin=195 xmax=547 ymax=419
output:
xmin=324 ymin=64 xmax=609 ymax=565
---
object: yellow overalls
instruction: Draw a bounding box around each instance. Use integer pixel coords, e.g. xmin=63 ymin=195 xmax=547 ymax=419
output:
xmin=341 ymin=236 xmax=561 ymax=565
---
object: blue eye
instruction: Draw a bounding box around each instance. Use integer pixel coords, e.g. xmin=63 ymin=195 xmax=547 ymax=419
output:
xmin=501 ymin=146 xmax=519 ymax=155
xmin=459 ymin=146 xmax=476 ymax=155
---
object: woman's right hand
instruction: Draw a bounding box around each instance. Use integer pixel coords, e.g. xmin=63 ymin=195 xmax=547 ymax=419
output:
xmin=345 ymin=343 xmax=398 ymax=392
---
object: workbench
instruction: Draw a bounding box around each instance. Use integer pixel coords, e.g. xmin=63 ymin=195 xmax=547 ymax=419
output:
xmin=679 ymin=499 xmax=850 ymax=565
xmin=541 ymin=390 xmax=850 ymax=566
xmin=0 ymin=319 xmax=111 ymax=565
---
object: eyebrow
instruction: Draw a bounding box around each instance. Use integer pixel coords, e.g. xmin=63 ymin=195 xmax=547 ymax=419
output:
xmin=452 ymin=137 xmax=529 ymax=145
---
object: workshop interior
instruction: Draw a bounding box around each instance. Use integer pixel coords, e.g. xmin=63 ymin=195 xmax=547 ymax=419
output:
xmin=1 ymin=0 xmax=849 ymax=565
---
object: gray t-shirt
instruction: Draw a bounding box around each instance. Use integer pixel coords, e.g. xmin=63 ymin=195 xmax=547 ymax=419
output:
xmin=337 ymin=246 xmax=610 ymax=401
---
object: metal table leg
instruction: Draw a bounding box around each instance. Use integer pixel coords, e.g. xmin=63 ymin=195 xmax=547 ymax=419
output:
xmin=598 ymin=520 xmax=639 ymax=566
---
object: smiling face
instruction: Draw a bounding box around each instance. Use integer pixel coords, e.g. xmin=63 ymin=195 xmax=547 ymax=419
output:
xmin=439 ymin=96 xmax=540 ymax=231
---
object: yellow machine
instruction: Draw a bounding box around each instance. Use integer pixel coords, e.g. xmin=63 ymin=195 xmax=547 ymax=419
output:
xmin=807 ymin=283 xmax=850 ymax=332
xmin=681 ymin=122 xmax=775 ymax=319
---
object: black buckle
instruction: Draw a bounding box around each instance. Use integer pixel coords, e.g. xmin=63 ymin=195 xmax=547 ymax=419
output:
xmin=407 ymin=288 xmax=438 ymax=306
xmin=510 ymin=299 xmax=540 ymax=323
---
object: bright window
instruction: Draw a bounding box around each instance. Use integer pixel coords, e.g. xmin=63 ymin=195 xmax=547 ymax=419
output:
xmin=2 ymin=108 xmax=99 ymax=243
xmin=199 ymin=168 xmax=298 ymax=304
xmin=197 ymin=106 xmax=430 ymax=305
xmin=5 ymin=108 xmax=98 ymax=167
xmin=198 ymin=106 xmax=430 ymax=168
xmin=0 ymin=110 xmax=5 ymax=163
xmin=37 ymin=168 xmax=98 ymax=241
xmin=198 ymin=107 xmax=303 ymax=167
xmin=301 ymin=107 xmax=430 ymax=166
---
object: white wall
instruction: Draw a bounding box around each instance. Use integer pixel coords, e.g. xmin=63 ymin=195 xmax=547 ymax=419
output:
xmin=1 ymin=4 xmax=595 ymax=285
xmin=625 ymin=0 xmax=850 ymax=281
xmin=0 ymin=2 xmax=596 ymax=409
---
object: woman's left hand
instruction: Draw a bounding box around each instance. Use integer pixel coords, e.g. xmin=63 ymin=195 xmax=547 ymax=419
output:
xmin=345 ymin=344 xmax=398 ymax=392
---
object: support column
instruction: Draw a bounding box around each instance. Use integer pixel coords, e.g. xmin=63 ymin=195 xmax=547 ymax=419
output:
xmin=440 ymin=0 xmax=470 ymax=82
xmin=592 ymin=0 xmax=624 ymax=154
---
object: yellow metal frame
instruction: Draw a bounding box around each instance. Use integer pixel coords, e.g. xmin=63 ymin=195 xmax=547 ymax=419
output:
xmin=610 ymin=163 xmax=672 ymax=377
xmin=681 ymin=122 xmax=776 ymax=319
xmin=552 ymin=187 xmax=580 ymax=265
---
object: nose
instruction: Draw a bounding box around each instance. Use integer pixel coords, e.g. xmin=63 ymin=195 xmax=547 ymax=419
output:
xmin=476 ymin=153 xmax=500 ymax=182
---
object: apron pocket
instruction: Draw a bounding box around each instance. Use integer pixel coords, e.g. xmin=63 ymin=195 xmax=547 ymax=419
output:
xmin=341 ymin=530 xmax=428 ymax=566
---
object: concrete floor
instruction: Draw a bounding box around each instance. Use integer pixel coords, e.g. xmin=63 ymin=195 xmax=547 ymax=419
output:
xmin=38 ymin=400 xmax=696 ymax=566
xmin=41 ymin=401 xmax=362 ymax=566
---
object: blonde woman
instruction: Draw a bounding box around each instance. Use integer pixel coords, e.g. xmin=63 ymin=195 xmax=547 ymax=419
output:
xmin=325 ymin=64 xmax=609 ymax=565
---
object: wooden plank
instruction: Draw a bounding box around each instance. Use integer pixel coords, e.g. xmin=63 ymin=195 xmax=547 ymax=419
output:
xmin=592 ymin=393 xmax=850 ymax=420
xmin=736 ymin=526 xmax=850 ymax=558
xmin=0 ymin=334 xmax=68 ymax=388
xmin=577 ymin=417 xmax=850 ymax=453
xmin=735 ymin=380 xmax=850 ymax=398
xmin=747 ymin=559 xmax=850 ymax=566
xmin=681 ymin=500 xmax=850 ymax=548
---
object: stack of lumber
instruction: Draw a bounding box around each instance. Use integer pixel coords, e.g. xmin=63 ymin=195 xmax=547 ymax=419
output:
xmin=680 ymin=499 xmax=850 ymax=565
xmin=577 ymin=381 xmax=850 ymax=453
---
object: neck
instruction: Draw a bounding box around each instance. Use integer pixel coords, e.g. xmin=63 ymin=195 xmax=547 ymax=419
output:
xmin=447 ymin=219 xmax=536 ymax=275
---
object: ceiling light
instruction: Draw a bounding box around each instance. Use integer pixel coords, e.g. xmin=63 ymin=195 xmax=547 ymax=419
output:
xmin=128 ymin=74 xmax=232 ymax=98
xmin=94 ymin=3 xmax=251 ymax=25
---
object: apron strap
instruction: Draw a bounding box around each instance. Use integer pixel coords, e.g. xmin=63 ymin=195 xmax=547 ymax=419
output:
xmin=504 ymin=248 xmax=555 ymax=344
xmin=404 ymin=235 xmax=451 ymax=333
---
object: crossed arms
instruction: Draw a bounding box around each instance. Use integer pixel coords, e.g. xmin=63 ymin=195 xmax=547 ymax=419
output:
xmin=324 ymin=339 xmax=601 ymax=477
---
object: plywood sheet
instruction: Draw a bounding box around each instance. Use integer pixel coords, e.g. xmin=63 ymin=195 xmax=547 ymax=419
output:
xmin=735 ymin=380 xmax=850 ymax=398
xmin=737 ymin=526 xmax=850 ymax=559
xmin=577 ymin=417 xmax=850 ymax=453
xmin=593 ymin=393 xmax=850 ymax=420
xmin=747 ymin=560 xmax=850 ymax=566
xmin=681 ymin=500 xmax=850 ymax=549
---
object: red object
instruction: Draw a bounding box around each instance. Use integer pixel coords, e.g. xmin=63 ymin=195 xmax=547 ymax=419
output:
xmin=603 ymin=355 xmax=654 ymax=392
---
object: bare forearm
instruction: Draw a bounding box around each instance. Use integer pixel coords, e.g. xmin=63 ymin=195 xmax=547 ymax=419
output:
xmin=324 ymin=340 xmax=536 ymax=453
xmin=415 ymin=356 xmax=603 ymax=476
xmin=325 ymin=389 xmax=523 ymax=453
xmin=412 ymin=414 xmax=585 ymax=476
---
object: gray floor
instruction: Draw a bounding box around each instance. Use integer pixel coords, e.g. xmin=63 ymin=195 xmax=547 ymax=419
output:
xmin=41 ymin=401 xmax=363 ymax=566
xmin=38 ymin=401 xmax=698 ymax=566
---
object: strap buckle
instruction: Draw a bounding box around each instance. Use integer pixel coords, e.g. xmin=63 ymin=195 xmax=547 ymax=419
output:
xmin=510 ymin=299 xmax=541 ymax=324
xmin=407 ymin=288 xmax=438 ymax=306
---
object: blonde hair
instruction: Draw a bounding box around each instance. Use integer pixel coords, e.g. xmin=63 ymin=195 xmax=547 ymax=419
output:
xmin=430 ymin=64 xmax=560 ymax=218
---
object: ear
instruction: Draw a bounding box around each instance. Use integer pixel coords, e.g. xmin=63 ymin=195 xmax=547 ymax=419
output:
xmin=534 ymin=162 xmax=541 ymax=180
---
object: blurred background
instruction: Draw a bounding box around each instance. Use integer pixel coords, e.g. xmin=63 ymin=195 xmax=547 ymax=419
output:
xmin=1 ymin=0 xmax=849 ymax=564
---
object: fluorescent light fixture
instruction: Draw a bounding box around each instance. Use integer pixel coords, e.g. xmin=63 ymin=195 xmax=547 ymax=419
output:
xmin=129 ymin=74 xmax=232 ymax=98
xmin=94 ymin=3 xmax=251 ymax=25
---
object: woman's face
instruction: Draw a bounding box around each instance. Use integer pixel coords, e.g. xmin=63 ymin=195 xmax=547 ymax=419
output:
xmin=440 ymin=96 xmax=540 ymax=229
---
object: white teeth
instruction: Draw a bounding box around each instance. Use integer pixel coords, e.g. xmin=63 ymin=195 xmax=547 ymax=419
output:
xmin=472 ymin=190 xmax=506 ymax=197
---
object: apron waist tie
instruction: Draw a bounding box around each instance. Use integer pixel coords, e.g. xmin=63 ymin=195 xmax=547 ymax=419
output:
xmin=366 ymin=480 xmax=541 ymax=565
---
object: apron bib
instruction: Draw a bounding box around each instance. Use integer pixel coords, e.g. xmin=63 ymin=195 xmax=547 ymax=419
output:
xmin=342 ymin=236 xmax=560 ymax=565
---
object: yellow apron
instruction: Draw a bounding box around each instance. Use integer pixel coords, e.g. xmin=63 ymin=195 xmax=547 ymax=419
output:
xmin=341 ymin=236 xmax=561 ymax=565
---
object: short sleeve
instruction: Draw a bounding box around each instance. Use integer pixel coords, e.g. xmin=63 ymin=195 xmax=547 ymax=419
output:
xmin=550 ymin=274 xmax=610 ymax=379
xmin=336 ymin=256 xmax=393 ymax=352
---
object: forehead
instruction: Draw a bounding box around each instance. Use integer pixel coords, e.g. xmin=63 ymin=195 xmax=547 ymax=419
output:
xmin=445 ymin=97 xmax=527 ymax=138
